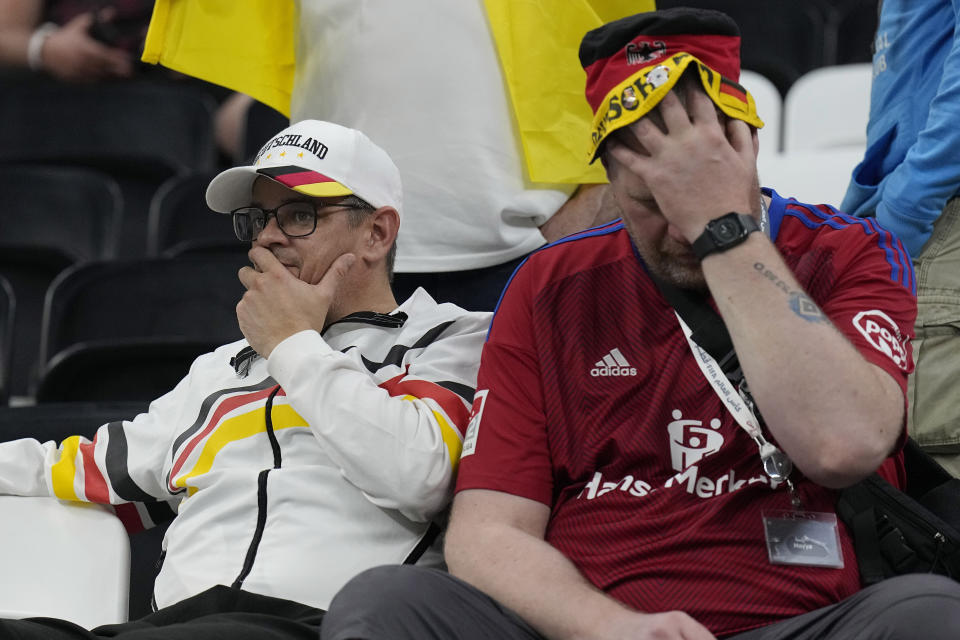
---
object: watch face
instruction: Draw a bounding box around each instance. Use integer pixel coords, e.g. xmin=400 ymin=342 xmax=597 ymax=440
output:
xmin=692 ymin=213 xmax=757 ymax=260
xmin=713 ymin=218 xmax=742 ymax=243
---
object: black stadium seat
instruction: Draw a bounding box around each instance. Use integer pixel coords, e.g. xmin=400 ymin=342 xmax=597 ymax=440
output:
xmin=0 ymin=165 xmax=123 ymax=398
xmin=147 ymin=172 xmax=246 ymax=257
xmin=0 ymin=276 xmax=14 ymax=405
xmin=35 ymin=255 xmax=248 ymax=402
xmin=0 ymin=78 xmax=218 ymax=257
xmin=0 ymin=80 xmax=216 ymax=171
xmin=36 ymin=338 xmax=224 ymax=403
xmin=0 ymin=165 xmax=122 ymax=262
xmin=0 ymin=401 xmax=148 ymax=443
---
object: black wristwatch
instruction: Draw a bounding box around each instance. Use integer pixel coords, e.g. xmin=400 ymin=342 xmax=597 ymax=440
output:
xmin=691 ymin=212 xmax=760 ymax=261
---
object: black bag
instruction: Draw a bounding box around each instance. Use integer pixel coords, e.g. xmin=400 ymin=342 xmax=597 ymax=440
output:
xmin=836 ymin=439 xmax=960 ymax=585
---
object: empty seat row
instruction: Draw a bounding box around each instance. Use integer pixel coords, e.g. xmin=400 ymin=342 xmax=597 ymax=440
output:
xmin=0 ymin=165 xmax=243 ymax=398
xmin=742 ymin=64 xmax=872 ymax=157
xmin=37 ymin=254 xmax=247 ymax=402
xmin=0 ymin=77 xmax=220 ymax=258
xmin=741 ymin=68 xmax=870 ymax=211
xmin=0 ymin=166 xmax=239 ymax=260
xmin=758 ymin=148 xmax=865 ymax=211
xmin=0 ymin=254 xmax=246 ymax=405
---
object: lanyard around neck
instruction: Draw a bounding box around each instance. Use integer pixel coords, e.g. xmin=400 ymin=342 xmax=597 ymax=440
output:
xmin=676 ymin=314 xmax=801 ymax=508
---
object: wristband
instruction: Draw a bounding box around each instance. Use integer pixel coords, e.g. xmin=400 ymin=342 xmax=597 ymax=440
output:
xmin=26 ymin=22 xmax=58 ymax=71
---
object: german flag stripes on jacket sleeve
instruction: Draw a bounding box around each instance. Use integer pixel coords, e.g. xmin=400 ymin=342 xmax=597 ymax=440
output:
xmin=268 ymin=293 xmax=492 ymax=522
xmin=0 ymin=290 xmax=490 ymax=608
xmin=0 ymin=289 xmax=488 ymax=524
xmin=0 ymin=375 xmax=193 ymax=532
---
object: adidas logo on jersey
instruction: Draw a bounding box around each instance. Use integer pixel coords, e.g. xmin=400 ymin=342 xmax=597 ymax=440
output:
xmin=590 ymin=348 xmax=637 ymax=377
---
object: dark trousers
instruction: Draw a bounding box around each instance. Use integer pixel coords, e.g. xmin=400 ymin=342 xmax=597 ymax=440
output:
xmin=0 ymin=586 xmax=324 ymax=640
xmin=321 ymin=566 xmax=960 ymax=640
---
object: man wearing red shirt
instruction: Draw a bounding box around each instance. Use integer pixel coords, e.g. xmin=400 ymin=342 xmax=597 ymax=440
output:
xmin=321 ymin=8 xmax=960 ymax=640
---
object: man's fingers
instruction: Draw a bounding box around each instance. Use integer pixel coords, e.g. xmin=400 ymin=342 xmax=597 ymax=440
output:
xmin=726 ymin=118 xmax=754 ymax=157
xmin=94 ymin=47 xmax=133 ymax=76
xmin=237 ymin=266 xmax=258 ymax=290
xmin=627 ymin=114 xmax=666 ymax=155
xmin=82 ymin=44 xmax=131 ymax=76
xmin=607 ymin=138 xmax=652 ymax=177
xmin=658 ymin=89 xmax=692 ymax=132
xmin=239 ymin=248 xmax=288 ymax=289
xmin=247 ymin=246 xmax=285 ymax=275
xmin=687 ymin=85 xmax=720 ymax=125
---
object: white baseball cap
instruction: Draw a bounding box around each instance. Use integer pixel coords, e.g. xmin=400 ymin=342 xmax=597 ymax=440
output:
xmin=206 ymin=119 xmax=403 ymax=221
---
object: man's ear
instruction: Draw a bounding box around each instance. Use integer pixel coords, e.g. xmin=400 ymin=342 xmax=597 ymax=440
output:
xmin=751 ymin=126 xmax=760 ymax=159
xmin=364 ymin=206 xmax=400 ymax=259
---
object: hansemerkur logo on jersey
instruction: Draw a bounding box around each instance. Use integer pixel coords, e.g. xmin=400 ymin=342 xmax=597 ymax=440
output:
xmin=578 ymin=8 xmax=765 ymax=162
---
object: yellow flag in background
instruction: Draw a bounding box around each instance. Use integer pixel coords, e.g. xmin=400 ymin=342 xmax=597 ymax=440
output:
xmin=142 ymin=0 xmax=654 ymax=184
xmin=483 ymin=0 xmax=655 ymax=183
xmin=141 ymin=0 xmax=297 ymax=116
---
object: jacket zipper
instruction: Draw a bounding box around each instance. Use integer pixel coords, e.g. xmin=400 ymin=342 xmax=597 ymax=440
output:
xmin=232 ymin=385 xmax=283 ymax=588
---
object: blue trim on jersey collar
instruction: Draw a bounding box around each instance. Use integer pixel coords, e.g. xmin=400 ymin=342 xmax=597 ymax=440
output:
xmin=489 ymin=191 xmax=916 ymax=344
xmin=487 ymin=220 xmax=626 ymax=340
xmin=763 ymin=187 xmax=785 ymax=241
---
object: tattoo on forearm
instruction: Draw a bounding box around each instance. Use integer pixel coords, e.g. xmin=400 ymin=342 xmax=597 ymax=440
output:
xmin=753 ymin=262 xmax=791 ymax=294
xmin=753 ymin=263 xmax=828 ymax=323
xmin=788 ymin=291 xmax=827 ymax=323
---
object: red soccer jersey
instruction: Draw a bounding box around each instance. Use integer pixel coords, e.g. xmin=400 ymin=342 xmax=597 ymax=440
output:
xmin=457 ymin=190 xmax=916 ymax=636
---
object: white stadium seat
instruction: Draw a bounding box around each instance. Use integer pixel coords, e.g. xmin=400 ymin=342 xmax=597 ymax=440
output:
xmin=0 ymin=496 xmax=130 ymax=628
xmin=740 ymin=69 xmax=783 ymax=156
xmin=758 ymin=148 xmax=865 ymax=210
xmin=782 ymin=63 xmax=873 ymax=153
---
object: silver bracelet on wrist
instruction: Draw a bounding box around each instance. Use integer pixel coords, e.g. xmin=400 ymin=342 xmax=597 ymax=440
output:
xmin=26 ymin=22 xmax=58 ymax=71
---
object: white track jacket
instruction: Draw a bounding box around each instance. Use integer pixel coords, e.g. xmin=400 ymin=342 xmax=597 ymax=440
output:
xmin=0 ymin=289 xmax=490 ymax=610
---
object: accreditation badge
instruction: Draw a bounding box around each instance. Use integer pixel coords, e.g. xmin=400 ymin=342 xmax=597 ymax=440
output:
xmin=763 ymin=510 xmax=844 ymax=568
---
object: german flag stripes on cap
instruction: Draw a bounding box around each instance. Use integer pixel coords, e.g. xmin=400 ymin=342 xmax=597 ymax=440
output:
xmin=205 ymin=119 xmax=403 ymax=220
xmin=255 ymin=165 xmax=353 ymax=199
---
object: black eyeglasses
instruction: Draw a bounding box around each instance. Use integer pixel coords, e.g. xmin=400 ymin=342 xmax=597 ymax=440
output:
xmin=231 ymin=197 xmax=371 ymax=241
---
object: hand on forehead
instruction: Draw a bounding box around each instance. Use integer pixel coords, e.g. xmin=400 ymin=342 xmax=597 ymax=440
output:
xmin=611 ymin=76 xmax=722 ymax=154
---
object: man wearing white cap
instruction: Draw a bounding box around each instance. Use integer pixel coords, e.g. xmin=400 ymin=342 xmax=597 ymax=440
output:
xmin=0 ymin=119 xmax=491 ymax=639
